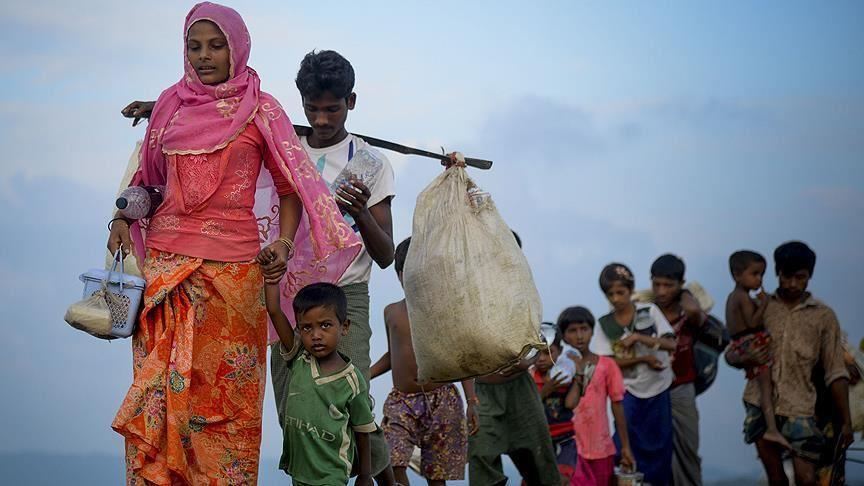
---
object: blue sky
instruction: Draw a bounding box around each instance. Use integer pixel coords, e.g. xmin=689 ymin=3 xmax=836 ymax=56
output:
xmin=1 ymin=1 xmax=863 ymax=483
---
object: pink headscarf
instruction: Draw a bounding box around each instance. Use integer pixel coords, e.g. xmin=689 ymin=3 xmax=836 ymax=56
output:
xmin=131 ymin=2 xmax=361 ymax=340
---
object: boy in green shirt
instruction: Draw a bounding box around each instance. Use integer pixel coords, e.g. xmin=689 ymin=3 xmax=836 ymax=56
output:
xmin=265 ymin=280 xmax=376 ymax=486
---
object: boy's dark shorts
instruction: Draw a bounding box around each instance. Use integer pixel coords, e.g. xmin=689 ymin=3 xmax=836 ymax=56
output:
xmin=743 ymin=402 xmax=825 ymax=462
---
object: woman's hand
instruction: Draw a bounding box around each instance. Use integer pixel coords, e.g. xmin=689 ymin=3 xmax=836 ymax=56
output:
xmin=256 ymin=241 xmax=291 ymax=284
xmin=107 ymin=219 xmax=133 ymax=257
xmin=121 ymin=100 xmax=156 ymax=127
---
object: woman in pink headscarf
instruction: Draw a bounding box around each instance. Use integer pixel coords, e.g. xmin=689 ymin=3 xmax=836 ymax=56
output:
xmin=107 ymin=3 xmax=360 ymax=484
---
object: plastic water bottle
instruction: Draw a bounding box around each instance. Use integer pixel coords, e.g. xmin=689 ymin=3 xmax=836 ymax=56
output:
xmin=561 ymin=342 xmax=582 ymax=364
xmin=540 ymin=323 xmax=578 ymax=384
xmin=330 ymin=148 xmax=383 ymax=193
xmin=116 ymin=185 xmax=166 ymax=220
xmin=550 ymin=343 xmax=578 ymax=384
xmin=467 ymin=186 xmax=491 ymax=209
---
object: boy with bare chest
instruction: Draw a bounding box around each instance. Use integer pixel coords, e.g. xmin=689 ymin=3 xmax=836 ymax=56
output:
xmin=371 ymin=237 xmax=479 ymax=485
xmin=725 ymin=250 xmax=790 ymax=449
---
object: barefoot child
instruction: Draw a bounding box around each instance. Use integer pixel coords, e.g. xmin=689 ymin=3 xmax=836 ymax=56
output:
xmin=591 ymin=263 xmax=676 ymax=486
xmin=265 ymin=281 xmax=376 ymax=486
xmin=725 ymin=251 xmax=790 ymax=449
xmin=370 ymin=237 xmax=479 ymax=485
xmin=559 ymin=306 xmax=635 ymax=486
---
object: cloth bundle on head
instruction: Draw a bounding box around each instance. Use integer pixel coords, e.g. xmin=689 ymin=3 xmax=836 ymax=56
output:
xmin=130 ymin=2 xmax=360 ymax=341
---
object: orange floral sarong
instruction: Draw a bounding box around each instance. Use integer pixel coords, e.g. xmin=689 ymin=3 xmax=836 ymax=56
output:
xmin=113 ymin=251 xmax=267 ymax=485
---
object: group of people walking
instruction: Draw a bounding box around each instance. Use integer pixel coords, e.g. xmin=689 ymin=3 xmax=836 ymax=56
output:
xmin=102 ymin=3 xmax=857 ymax=485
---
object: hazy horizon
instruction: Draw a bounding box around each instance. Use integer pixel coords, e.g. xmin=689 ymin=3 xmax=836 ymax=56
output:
xmin=1 ymin=1 xmax=862 ymax=484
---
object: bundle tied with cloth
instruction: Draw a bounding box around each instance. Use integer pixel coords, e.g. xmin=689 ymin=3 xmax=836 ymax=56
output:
xmin=403 ymin=153 xmax=544 ymax=383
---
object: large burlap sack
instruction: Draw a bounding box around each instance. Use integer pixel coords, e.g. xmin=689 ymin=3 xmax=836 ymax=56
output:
xmin=403 ymin=166 xmax=543 ymax=383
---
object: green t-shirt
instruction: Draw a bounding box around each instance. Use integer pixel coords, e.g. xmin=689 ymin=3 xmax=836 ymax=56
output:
xmin=276 ymin=338 xmax=377 ymax=485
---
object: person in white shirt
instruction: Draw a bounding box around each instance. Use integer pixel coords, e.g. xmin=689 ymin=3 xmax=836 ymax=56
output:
xmin=591 ymin=263 xmax=677 ymax=486
xmin=274 ymin=49 xmax=397 ymax=484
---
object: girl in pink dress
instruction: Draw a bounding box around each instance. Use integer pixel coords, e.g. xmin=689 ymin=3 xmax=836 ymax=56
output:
xmin=558 ymin=306 xmax=635 ymax=486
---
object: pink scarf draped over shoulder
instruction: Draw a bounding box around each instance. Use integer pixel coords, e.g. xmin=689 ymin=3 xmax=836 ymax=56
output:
xmin=130 ymin=2 xmax=360 ymax=340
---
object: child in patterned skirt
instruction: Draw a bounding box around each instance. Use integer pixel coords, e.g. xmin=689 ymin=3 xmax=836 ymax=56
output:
xmin=371 ymin=237 xmax=480 ymax=485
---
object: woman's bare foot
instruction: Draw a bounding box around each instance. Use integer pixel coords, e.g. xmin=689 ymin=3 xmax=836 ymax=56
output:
xmin=763 ymin=429 xmax=792 ymax=449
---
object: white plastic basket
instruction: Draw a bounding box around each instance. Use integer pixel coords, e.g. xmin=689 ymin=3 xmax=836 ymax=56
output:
xmin=79 ymin=248 xmax=145 ymax=339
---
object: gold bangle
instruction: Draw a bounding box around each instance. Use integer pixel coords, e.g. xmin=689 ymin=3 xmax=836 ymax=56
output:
xmin=277 ymin=237 xmax=296 ymax=260
xmin=277 ymin=237 xmax=295 ymax=251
